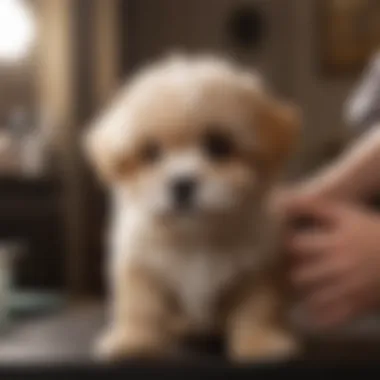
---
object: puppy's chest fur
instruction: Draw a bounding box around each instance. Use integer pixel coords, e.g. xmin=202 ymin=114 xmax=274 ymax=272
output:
xmin=148 ymin=243 xmax=263 ymax=327
xmin=113 ymin=215 xmax=275 ymax=329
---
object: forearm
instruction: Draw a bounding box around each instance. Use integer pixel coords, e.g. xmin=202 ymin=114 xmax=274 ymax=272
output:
xmin=299 ymin=125 xmax=380 ymax=201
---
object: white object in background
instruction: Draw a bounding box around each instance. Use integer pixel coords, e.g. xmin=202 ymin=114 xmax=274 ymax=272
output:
xmin=344 ymin=52 xmax=380 ymax=132
xmin=0 ymin=0 xmax=36 ymax=62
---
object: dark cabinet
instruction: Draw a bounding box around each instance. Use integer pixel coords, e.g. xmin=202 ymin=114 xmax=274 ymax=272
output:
xmin=0 ymin=176 xmax=65 ymax=291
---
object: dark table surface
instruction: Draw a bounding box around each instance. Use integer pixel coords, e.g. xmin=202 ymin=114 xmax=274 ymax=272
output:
xmin=0 ymin=301 xmax=379 ymax=365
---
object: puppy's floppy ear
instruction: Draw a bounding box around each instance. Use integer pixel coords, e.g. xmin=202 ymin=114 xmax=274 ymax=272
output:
xmin=82 ymin=85 xmax=131 ymax=184
xmin=255 ymin=94 xmax=301 ymax=175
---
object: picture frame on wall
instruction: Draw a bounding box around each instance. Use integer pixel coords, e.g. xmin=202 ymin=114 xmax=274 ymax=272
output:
xmin=318 ymin=0 xmax=380 ymax=75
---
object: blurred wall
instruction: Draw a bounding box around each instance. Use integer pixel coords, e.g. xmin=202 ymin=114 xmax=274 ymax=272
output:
xmin=288 ymin=0 xmax=358 ymax=177
xmin=124 ymin=0 xmax=361 ymax=179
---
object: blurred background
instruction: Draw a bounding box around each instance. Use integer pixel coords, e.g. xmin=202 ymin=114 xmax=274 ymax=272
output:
xmin=0 ymin=0 xmax=378 ymax=364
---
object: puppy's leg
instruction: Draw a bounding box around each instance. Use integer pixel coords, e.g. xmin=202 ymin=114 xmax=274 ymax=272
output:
xmin=225 ymin=282 xmax=300 ymax=363
xmin=96 ymin=267 xmax=182 ymax=362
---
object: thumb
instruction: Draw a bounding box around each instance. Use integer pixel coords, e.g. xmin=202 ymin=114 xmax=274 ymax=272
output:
xmin=283 ymin=197 xmax=342 ymax=226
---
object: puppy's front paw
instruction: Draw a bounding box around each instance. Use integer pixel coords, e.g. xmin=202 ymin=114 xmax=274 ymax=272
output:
xmin=94 ymin=328 xmax=170 ymax=363
xmin=260 ymin=332 xmax=300 ymax=360
xmin=94 ymin=330 xmax=125 ymax=362
xmin=230 ymin=331 xmax=301 ymax=363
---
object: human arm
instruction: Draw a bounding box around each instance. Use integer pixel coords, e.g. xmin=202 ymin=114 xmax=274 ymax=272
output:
xmin=285 ymin=124 xmax=380 ymax=204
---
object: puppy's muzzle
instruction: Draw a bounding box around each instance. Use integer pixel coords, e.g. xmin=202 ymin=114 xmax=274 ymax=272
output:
xmin=171 ymin=177 xmax=197 ymax=210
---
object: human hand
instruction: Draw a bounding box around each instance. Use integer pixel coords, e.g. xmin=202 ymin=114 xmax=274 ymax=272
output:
xmin=284 ymin=199 xmax=380 ymax=328
xmin=269 ymin=182 xmax=326 ymax=220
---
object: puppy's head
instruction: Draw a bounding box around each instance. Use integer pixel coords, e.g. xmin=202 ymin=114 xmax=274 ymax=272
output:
xmin=83 ymin=54 xmax=300 ymax=225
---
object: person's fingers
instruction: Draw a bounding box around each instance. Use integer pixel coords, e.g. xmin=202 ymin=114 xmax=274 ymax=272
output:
xmin=304 ymin=275 xmax=378 ymax=328
xmin=306 ymin=280 xmax=354 ymax=310
xmin=310 ymin=303 xmax=353 ymax=328
xmin=291 ymin=259 xmax=340 ymax=287
xmin=286 ymin=230 xmax=331 ymax=257
xmin=297 ymin=256 xmax=359 ymax=301
xmin=302 ymin=282 xmax=353 ymax=327
xmin=307 ymin=294 xmax=375 ymax=329
xmin=283 ymin=197 xmax=344 ymax=225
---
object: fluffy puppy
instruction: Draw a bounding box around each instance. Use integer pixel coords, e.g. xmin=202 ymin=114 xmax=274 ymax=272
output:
xmin=83 ymin=53 xmax=301 ymax=363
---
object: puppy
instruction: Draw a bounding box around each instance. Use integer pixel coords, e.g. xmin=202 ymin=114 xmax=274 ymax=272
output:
xmin=83 ymin=54 xmax=301 ymax=363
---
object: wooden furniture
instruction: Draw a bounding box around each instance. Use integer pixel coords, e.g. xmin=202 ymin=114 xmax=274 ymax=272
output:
xmin=0 ymin=176 xmax=64 ymax=290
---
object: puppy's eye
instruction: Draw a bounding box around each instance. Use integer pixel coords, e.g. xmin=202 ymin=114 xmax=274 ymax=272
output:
xmin=203 ymin=131 xmax=234 ymax=161
xmin=140 ymin=141 xmax=162 ymax=164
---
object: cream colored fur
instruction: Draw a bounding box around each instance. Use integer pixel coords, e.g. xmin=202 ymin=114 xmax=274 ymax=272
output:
xmin=83 ymin=53 xmax=301 ymax=362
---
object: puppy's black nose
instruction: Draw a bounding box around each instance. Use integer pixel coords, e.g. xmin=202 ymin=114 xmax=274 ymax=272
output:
xmin=171 ymin=177 xmax=197 ymax=208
